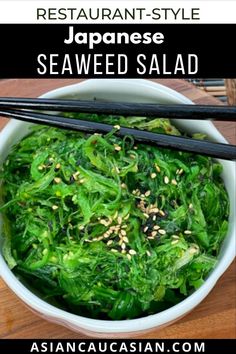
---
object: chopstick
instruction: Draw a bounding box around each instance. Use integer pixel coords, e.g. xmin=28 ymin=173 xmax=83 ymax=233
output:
xmin=0 ymin=97 xmax=236 ymax=121
xmin=0 ymin=108 xmax=236 ymax=161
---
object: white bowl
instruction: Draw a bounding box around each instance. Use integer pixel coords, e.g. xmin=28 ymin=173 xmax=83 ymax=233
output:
xmin=0 ymin=79 xmax=235 ymax=336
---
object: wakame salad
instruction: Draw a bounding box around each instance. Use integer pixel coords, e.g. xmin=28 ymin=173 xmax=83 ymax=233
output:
xmin=0 ymin=114 xmax=229 ymax=320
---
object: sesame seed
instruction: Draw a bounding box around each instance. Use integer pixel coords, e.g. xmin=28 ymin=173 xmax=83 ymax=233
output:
xmin=107 ymin=240 xmax=113 ymax=246
xmin=158 ymin=229 xmax=166 ymax=235
xmin=78 ymin=225 xmax=84 ymax=230
xmin=179 ymin=168 xmax=184 ymax=175
xmin=114 ymin=144 xmax=121 ymax=151
xmin=100 ymin=219 xmax=109 ymax=226
xmin=159 ymin=210 xmax=165 ymax=217
xmin=38 ymin=165 xmax=44 ymax=171
xmin=171 ymin=240 xmax=179 ymax=245
xmin=151 ymin=231 xmax=158 ymax=237
xmin=184 ymin=230 xmax=192 ymax=235
xmin=154 ymin=164 xmax=161 ymax=173
xmin=153 ymin=225 xmax=160 ymax=230
xmin=54 ymin=177 xmax=61 ymax=184
xmin=146 ymin=250 xmax=151 ymax=257
xmin=132 ymin=190 xmax=137 ymax=195
xmin=145 ymin=190 xmax=151 ymax=197
xmin=151 ymin=173 xmax=157 ymax=179
xmin=189 ymin=203 xmax=193 ymax=209
xmin=172 ymin=235 xmax=179 ymax=239
xmin=79 ymin=179 xmax=85 ymax=184
xmin=52 ymin=205 xmax=58 ymax=210
xmin=111 ymin=248 xmax=118 ymax=253
xmin=121 ymin=243 xmax=126 ymax=250
xmin=124 ymin=214 xmax=130 ymax=220
xmin=147 ymin=236 xmax=154 ymax=240
xmin=127 ymin=254 xmax=132 ymax=260
xmin=129 ymin=249 xmax=137 ymax=255
xmin=56 ymin=163 xmax=61 ymax=169
xmin=121 ymin=229 xmax=126 ymax=236
xmin=144 ymin=226 xmax=148 ymax=233
xmin=114 ymin=125 xmax=120 ymax=130
xmin=123 ymin=236 xmax=129 ymax=243
xmin=117 ymin=216 xmax=122 ymax=224
xmin=143 ymin=213 xmax=149 ymax=218
xmin=171 ymin=179 xmax=178 ymax=186
xmin=164 ymin=176 xmax=169 ymax=184
xmin=134 ymin=146 xmax=138 ymax=150
xmin=122 ymin=224 xmax=128 ymax=229
xmin=97 ymin=236 xmax=104 ymax=241
xmin=121 ymin=183 xmax=127 ymax=189
xmin=140 ymin=194 xmax=145 ymax=199
xmin=176 ymin=169 xmax=180 ymax=174
xmin=104 ymin=232 xmax=110 ymax=238
xmin=121 ymin=250 xmax=126 ymax=254
xmin=152 ymin=215 xmax=157 ymax=221
xmin=150 ymin=207 xmax=159 ymax=213
xmin=118 ymin=239 xmax=123 ymax=246
xmin=93 ymin=237 xmax=98 ymax=241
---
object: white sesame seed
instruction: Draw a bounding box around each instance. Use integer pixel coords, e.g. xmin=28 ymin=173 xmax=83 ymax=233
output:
xmin=143 ymin=213 xmax=149 ymax=218
xmin=146 ymin=250 xmax=151 ymax=257
xmin=123 ymin=236 xmax=129 ymax=243
xmin=189 ymin=203 xmax=193 ymax=209
xmin=151 ymin=231 xmax=158 ymax=237
xmin=154 ymin=164 xmax=161 ymax=173
xmin=111 ymin=248 xmax=118 ymax=253
xmin=145 ymin=190 xmax=151 ymax=197
xmin=104 ymin=232 xmax=110 ymax=238
xmin=120 ymin=229 xmax=126 ymax=236
xmin=134 ymin=146 xmax=138 ymax=150
xmin=38 ymin=165 xmax=44 ymax=171
xmin=144 ymin=226 xmax=148 ymax=233
xmin=107 ymin=240 xmax=113 ymax=246
xmin=114 ymin=125 xmax=120 ymax=130
xmin=56 ymin=163 xmax=61 ymax=169
xmin=151 ymin=207 xmax=159 ymax=213
xmin=117 ymin=216 xmax=122 ymax=225
xmin=54 ymin=177 xmax=61 ymax=184
xmin=184 ymin=230 xmax=192 ymax=235
xmin=179 ymin=168 xmax=184 ymax=175
xmin=52 ymin=205 xmax=58 ymax=210
xmin=171 ymin=179 xmax=177 ymax=186
xmin=147 ymin=236 xmax=154 ymax=240
xmin=129 ymin=249 xmax=137 ymax=255
xmin=159 ymin=210 xmax=165 ymax=217
xmin=176 ymin=169 xmax=180 ymax=175
xmin=113 ymin=211 xmax=118 ymax=219
xmin=121 ymin=243 xmax=126 ymax=250
xmin=127 ymin=254 xmax=132 ymax=260
xmin=151 ymin=173 xmax=157 ymax=179
xmin=121 ymin=183 xmax=127 ymax=189
xmin=171 ymin=240 xmax=179 ymax=245
xmin=114 ymin=144 xmax=121 ymax=151
xmin=78 ymin=225 xmax=84 ymax=230
xmin=100 ymin=219 xmax=109 ymax=226
xmin=164 ymin=176 xmax=169 ymax=184
xmin=172 ymin=235 xmax=179 ymax=239
xmin=152 ymin=215 xmax=157 ymax=221
xmin=153 ymin=225 xmax=160 ymax=230
xmin=122 ymin=224 xmax=128 ymax=229
xmin=158 ymin=229 xmax=166 ymax=235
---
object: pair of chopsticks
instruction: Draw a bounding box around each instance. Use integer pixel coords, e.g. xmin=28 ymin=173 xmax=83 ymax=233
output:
xmin=0 ymin=97 xmax=236 ymax=160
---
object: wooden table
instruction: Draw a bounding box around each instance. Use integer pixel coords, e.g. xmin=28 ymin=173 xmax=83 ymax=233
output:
xmin=0 ymin=79 xmax=235 ymax=339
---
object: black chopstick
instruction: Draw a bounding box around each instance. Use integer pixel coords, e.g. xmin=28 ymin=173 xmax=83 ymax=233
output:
xmin=0 ymin=108 xmax=235 ymax=161
xmin=0 ymin=97 xmax=236 ymax=121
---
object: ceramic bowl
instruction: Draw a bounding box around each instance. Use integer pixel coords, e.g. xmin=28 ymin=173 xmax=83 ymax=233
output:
xmin=0 ymin=79 xmax=235 ymax=336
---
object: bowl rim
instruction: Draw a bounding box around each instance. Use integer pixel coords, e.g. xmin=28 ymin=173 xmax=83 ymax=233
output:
xmin=0 ymin=79 xmax=235 ymax=333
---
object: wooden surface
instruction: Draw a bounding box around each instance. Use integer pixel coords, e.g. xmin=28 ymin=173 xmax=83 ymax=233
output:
xmin=0 ymin=79 xmax=235 ymax=339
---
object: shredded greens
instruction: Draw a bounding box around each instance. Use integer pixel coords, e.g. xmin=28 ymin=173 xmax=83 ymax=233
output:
xmin=0 ymin=114 xmax=229 ymax=320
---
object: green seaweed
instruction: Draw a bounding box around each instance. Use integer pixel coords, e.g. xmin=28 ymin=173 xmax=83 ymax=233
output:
xmin=0 ymin=115 xmax=229 ymax=320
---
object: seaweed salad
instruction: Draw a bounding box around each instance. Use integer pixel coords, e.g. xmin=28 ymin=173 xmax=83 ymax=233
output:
xmin=0 ymin=114 xmax=229 ymax=320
